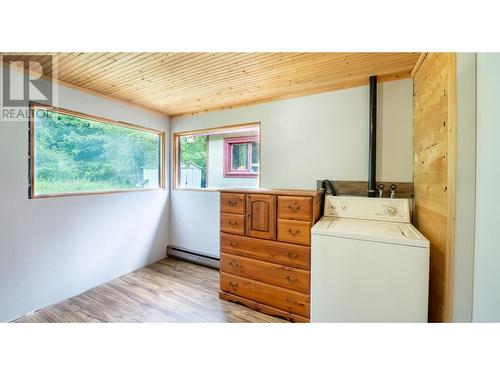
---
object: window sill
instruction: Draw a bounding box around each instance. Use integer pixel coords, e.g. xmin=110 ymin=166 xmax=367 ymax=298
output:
xmin=223 ymin=173 xmax=259 ymax=178
xmin=172 ymin=187 xmax=219 ymax=192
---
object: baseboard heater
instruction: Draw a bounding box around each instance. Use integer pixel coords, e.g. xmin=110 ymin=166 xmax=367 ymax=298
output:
xmin=166 ymin=245 xmax=220 ymax=270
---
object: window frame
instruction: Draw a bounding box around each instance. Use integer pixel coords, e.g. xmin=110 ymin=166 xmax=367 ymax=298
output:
xmin=173 ymin=122 xmax=261 ymax=191
xmin=29 ymin=102 xmax=165 ymax=199
xmin=223 ymin=135 xmax=259 ymax=178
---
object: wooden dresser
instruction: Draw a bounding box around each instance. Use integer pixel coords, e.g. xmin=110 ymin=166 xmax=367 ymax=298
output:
xmin=219 ymin=188 xmax=323 ymax=322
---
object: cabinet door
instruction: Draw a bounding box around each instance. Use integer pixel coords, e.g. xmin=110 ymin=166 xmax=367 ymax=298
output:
xmin=246 ymin=194 xmax=276 ymax=240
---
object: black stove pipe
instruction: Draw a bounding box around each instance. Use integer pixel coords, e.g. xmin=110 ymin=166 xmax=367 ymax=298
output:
xmin=368 ymin=75 xmax=377 ymax=197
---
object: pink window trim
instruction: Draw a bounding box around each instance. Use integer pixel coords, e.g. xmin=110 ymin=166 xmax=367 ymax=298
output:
xmin=223 ymin=135 xmax=259 ymax=178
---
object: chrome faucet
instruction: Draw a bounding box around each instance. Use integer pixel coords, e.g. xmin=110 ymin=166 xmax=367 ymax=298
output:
xmin=390 ymin=184 xmax=397 ymax=199
xmin=378 ymin=184 xmax=385 ymax=198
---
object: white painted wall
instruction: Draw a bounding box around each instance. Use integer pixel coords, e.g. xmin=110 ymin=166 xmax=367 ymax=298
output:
xmin=473 ymin=53 xmax=500 ymax=322
xmin=170 ymin=79 xmax=414 ymax=257
xmin=452 ymin=53 xmax=477 ymax=322
xmin=0 ymin=67 xmax=170 ymax=322
xmin=207 ymin=131 xmax=259 ymax=189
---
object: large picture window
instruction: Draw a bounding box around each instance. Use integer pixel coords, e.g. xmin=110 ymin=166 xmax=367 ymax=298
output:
xmin=29 ymin=104 xmax=164 ymax=198
xmin=174 ymin=123 xmax=260 ymax=190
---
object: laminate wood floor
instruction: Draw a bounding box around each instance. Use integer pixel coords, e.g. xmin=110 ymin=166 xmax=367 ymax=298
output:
xmin=15 ymin=258 xmax=286 ymax=323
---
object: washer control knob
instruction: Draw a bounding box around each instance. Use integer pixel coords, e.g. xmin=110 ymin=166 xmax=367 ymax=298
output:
xmin=385 ymin=206 xmax=398 ymax=216
xmin=340 ymin=202 xmax=351 ymax=211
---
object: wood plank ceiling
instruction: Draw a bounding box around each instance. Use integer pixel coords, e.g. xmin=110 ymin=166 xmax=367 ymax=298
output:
xmin=4 ymin=53 xmax=420 ymax=116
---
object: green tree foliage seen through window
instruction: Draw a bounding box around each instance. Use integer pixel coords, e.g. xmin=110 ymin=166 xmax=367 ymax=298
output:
xmin=33 ymin=107 xmax=161 ymax=196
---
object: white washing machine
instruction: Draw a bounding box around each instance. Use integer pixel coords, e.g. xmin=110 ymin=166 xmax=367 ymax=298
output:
xmin=311 ymin=195 xmax=430 ymax=322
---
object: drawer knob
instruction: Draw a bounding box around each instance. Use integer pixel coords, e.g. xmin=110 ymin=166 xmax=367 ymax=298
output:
xmin=288 ymin=228 xmax=300 ymax=236
xmin=229 ymin=241 xmax=239 ymax=248
xmin=288 ymin=203 xmax=301 ymax=213
xmin=227 ymin=199 xmax=238 ymax=207
xmin=229 ymin=281 xmax=239 ymax=288
xmin=286 ymin=275 xmax=298 ymax=283
xmin=286 ymin=297 xmax=303 ymax=306
xmin=228 ymin=220 xmax=238 ymax=226
xmin=229 ymin=260 xmax=241 ymax=269
xmin=285 ymin=252 xmax=298 ymax=259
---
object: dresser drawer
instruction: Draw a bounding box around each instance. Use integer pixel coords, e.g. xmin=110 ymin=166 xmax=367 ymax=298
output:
xmin=278 ymin=196 xmax=313 ymax=221
xmin=277 ymin=219 xmax=311 ymax=246
xmin=219 ymin=291 xmax=309 ymax=322
xmin=220 ymin=272 xmax=310 ymax=318
xmin=220 ymin=253 xmax=310 ymax=294
xmin=220 ymin=193 xmax=246 ymax=214
xmin=220 ymin=233 xmax=310 ymax=270
xmin=220 ymin=213 xmax=245 ymax=235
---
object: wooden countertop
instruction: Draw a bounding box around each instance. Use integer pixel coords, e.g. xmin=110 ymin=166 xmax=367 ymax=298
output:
xmin=218 ymin=188 xmax=323 ymax=197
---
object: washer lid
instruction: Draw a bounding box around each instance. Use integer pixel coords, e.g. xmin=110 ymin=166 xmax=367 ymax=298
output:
xmin=312 ymin=217 xmax=430 ymax=248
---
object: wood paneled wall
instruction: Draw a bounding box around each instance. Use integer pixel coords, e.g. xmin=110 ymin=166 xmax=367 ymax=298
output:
xmin=412 ymin=53 xmax=456 ymax=322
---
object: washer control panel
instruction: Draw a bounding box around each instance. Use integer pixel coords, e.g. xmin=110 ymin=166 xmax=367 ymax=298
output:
xmin=324 ymin=196 xmax=410 ymax=223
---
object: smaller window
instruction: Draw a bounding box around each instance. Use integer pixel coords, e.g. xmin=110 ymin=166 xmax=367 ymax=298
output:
xmin=223 ymin=136 xmax=259 ymax=178
xmin=174 ymin=123 xmax=260 ymax=190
